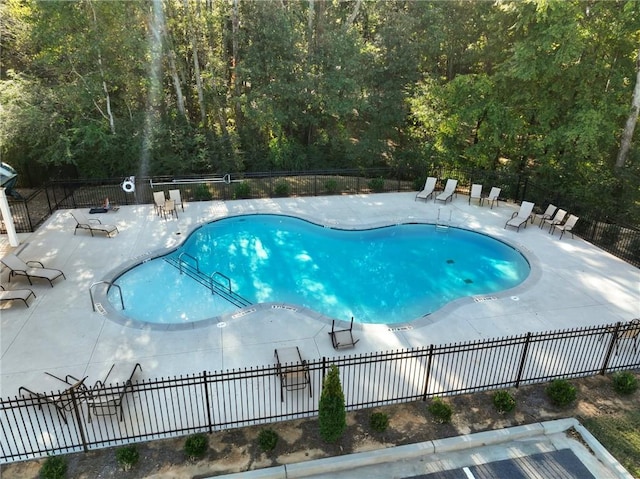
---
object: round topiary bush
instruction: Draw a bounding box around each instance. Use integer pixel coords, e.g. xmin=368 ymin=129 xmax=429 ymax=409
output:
xmin=368 ymin=177 xmax=385 ymax=193
xmin=545 ymin=379 xmax=577 ymax=407
xmin=273 ymin=180 xmax=290 ymax=197
xmin=324 ymin=178 xmax=339 ymax=194
xmin=234 ymin=181 xmax=251 ymax=199
xmin=492 ymin=390 xmax=516 ymax=414
xmin=115 ymin=445 xmax=139 ymax=471
xmin=257 ymin=428 xmax=279 ymax=452
xmin=184 ymin=433 xmax=209 ymax=460
xmin=40 ymin=455 xmax=67 ymax=479
xmin=427 ymin=397 xmax=452 ymax=423
xmin=369 ymin=412 xmax=389 ymax=432
xmin=611 ymin=371 xmax=638 ymax=395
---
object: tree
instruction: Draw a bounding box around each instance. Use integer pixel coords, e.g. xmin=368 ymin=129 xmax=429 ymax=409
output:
xmin=318 ymin=364 xmax=346 ymax=444
xmin=617 ymin=47 xmax=640 ymax=169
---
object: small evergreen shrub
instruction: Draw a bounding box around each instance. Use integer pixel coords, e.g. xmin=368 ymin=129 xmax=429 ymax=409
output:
xmin=274 ymin=180 xmax=290 ymax=197
xmin=611 ymin=371 xmax=638 ymax=395
xmin=546 ymin=379 xmax=577 ymax=407
xmin=600 ymin=224 xmax=620 ymax=246
xmin=40 ymin=455 xmax=67 ymax=479
xmin=427 ymin=397 xmax=452 ymax=423
xmin=493 ymin=390 xmax=516 ymax=414
xmin=318 ymin=364 xmax=347 ymax=443
xmin=257 ymin=428 xmax=279 ymax=452
xmin=369 ymin=412 xmax=389 ymax=432
xmin=193 ymin=184 xmax=212 ymax=201
xmin=116 ymin=445 xmax=139 ymax=471
xmin=324 ymin=178 xmax=339 ymax=194
xmin=368 ymin=177 xmax=385 ymax=193
xmin=234 ymin=181 xmax=251 ymax=199
xmin=184 ymin=433 xmax=209 ymax=459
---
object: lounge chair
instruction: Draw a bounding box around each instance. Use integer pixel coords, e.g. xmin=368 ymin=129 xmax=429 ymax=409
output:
xmin=415 ymin=177 xmax=437 ymax=202
xmin=0 ymin=285 xmax=36 ymax=307
xmin=434 ymin=179 xmax=458 ymax=204
xmin=0 ymin=253 xmax=66 ymax=287
xmin=162 ymin=199 xmax=178 ymax=219
xmin=551 ymin=214 xmax=579 ymax=239
xmin=469 ymin=184 xmax=483 ymax=205
xmin=598 ymin=319 xmax=640 ymax=355
xmin=85 ymin=363 xmax=142 ymax=422
xmin=504 ymin=201 xmax=535 ymax=231
xmin=485 ymin=187 xmax=501 ymax=209
xmin=543 ymin=208 xmax=567 ymax=232
xmin=329 ymin=317 xmax=360 ymax=349
xmin=533 ymin=204 xmax=557 ymax=228
xmin=70 ymin=211 xmax=118 ymax=237
xmin=274 ymin=346 xmax=312 ymax=402
xmin=169 ymin=189 xmax=184 ymax=211
xmin=153 ymin=191 xmax=166 ymax=216
xmin=19 ymin=375 xmax=87 ymax=425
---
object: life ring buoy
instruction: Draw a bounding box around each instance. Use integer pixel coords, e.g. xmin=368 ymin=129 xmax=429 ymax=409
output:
xmin=122 ymin=180 xmax=135 ymax=193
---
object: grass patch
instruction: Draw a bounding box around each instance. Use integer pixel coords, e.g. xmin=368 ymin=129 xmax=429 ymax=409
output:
xmin=581 ymin=410 xmax=640 ymax=477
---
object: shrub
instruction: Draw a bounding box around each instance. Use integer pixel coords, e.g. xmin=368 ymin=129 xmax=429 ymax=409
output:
xmin=600 ymin=224 xmax=620 ymax=246
xmin=193 ymin=184 xmax=212 ymax=201
xmin=324 ymin=178 xmax=339 ymax=194
xmin=427 ymin=397 xmax=452 ymax=423
xmin=184 ymin=433 xmax=209 ymax=459
xmin=40 ymin=455 xmax=67 ymax=479
xmin=368 ymin=177 xmax=385 ymax=193
xmin=234 ymin=181 xmax=251 ymax=199
xmin=546 ymin=379 xmax=577 ymax=407
xmin=318 ymin=364 xmax=346 ymax=443
xmin=612 ymin=371 xmax=638 ymax=395
xmin=273 ymin=180 xmax=290 ymax=197
xmin=369 ymin=412 xmax=389 ymax=432
xmin=115 ymin=445 xmax=139 ymax=471
xmin=257 ymin=428 xmax=279 ymax=452
xmin=493 ymin=390 xmax=516 ymax=414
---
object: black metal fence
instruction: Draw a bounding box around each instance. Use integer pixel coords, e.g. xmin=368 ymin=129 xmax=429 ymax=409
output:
xmin=2 ymin=321 xmax=638 ymax=464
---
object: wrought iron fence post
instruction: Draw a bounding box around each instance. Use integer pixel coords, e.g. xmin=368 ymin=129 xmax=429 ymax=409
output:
xmin=421 ymin=345 xmax=434 ymax=401
xmin=70 ymin=388 xmax=89 ymax=453
xmin=599 ymin=322 xmax=622 ymax=375
xmin=203 ymin=370 xmax=213 ymax=433
xmin=515 ymin=332 xmax=532 ymax=388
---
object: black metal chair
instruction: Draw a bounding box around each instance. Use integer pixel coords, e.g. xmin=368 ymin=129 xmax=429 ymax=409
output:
xmin=329 ymin=317 xmax=360 ymax=350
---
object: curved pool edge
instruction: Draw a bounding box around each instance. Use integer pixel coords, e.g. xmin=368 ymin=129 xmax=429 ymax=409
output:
xmin=92 ymin=213 xmax=539 ymax=331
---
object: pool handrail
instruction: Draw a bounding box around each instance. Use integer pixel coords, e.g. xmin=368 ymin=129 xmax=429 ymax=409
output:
xmin=90 ymin=281 xmax=124 ymax=311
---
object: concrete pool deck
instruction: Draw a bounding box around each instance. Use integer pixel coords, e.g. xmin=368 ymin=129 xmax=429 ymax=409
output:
xmin=1 ymin=192 xmax=639 ymax=397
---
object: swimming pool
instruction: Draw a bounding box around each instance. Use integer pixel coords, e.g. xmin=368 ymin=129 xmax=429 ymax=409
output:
xmin=108 ymin=214 xmax=530 ymax=326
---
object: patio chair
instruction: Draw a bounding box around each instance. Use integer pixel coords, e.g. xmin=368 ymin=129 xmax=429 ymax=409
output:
xmin=162 ymin=199 xmax=178 ymax=220
xmin=0 ymin=285 xmax=36 ymax=307
xmin=169 ymin=189 xmax=184 ymax=211
xmin=543 ymin=208 xmax=567 ymax=232
xmin=0 ymin=253 xmax=66 ymax=287
xmin=533 ymin=204 xmax=557 ymax=228
xmin=469 ymin=184 xmax=483 ymax=205
xmin=70 ymin=211 xmax=119 ymax=237
xmin=415 ymin=177 xmax=437 ymax=202
xmin=434 ymin=179 xmax=458 ymax=204
xmin=598 ymin=319 xmax=640 ymax=355
xmin=85 ymin=363 xmax=142 ymax=422
xmin=19 ymin=376 xmax=87 ymax=424
xmin=329 ymin=317 xmax=360 ymax=349
xmin=485 ymin=187 xmax=501 ymax=209
xmin=504 ymin=201 xmax=535 ymax=232
xmin=274 ymin=346 xmax=312 ymax=402
xmin=551 ymin=214 xmax=579 ymax=240
xmin=153 ymin=191 xmax=166 ymax=216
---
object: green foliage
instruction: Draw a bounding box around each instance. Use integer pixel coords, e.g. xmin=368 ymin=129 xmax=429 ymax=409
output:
xmin=257 ymin=428 xmax=279 ymax=452
xmin=193 ymin=184 xmax=213 ymax=201
xmin=369 ymin=412 xmax=389 ymax=433
xmin=39 ymin=455 xmax=67 ymax=479
xmin=318 ymin=364 xmax=346 ymax=443
xmin=600 ymin=224 xmax=620 ymax=246
xmin=115 ymin=445 xmax=139 ymax=471
xmin=233 ymin=181 xmax=251 ymax=199
xmin=427 ymin=398 xmax=452 ymax=423
xmin=546 ymin=379 xmax=577 ymax=407
xmin=273 ymin=180 xmax=290 ymax=197
xmin=368 ymin=177 xmax=385 ymax=193
xmin=611 ymin=371 xmax=638 ymax=395
xmin=492 ymin=390 xmax=516 ymax=414
xmin=324 ymin=178 xmax=339 ymax=194
xmin=184 ymin=433 xmax=209 ymax=459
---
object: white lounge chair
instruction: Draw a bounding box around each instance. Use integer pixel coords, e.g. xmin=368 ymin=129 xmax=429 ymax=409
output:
xmin=485 ymin=187 xmax=501 ymax=208
xmin=543 ymin=208 xmax=567 ymax=232
xmin=551 ymin=214 xmax=579 ymax=239
xmin=415 ymin=177 xmax=437 ymax=202
xmin=469 ymin=184 xmax=483 ymax=205
xmin=153 ymin=191 xmax=166 ymax=216
xmin=0 ymin=285 xmax=36 ymax=307
xmin=169 ymin=189 xmax=184 ymax=211
xmin=504 ymin=201 xmax=535 ymax=231
xmin=434 ymin=179 xmax=458 ymax=204
xmin=533 ymin=204 xmax=557 ymax=227
xmin=70 ymin=211 xmax=118 ymax=237
xmin=0 ymin=253 xmax=66 ymax=287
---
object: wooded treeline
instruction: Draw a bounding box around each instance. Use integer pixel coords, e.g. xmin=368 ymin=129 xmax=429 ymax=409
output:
xmin=1 ymin=0 xmax=639 ymax=218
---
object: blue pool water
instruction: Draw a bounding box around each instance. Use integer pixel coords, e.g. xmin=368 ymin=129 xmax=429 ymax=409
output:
xmin=109 ymin=214 xmax=530 ymax=325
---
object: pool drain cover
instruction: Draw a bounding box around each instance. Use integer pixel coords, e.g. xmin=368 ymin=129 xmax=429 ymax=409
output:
xmin=446 ymin=259 xmax=455 ymax=264
xmin=463 ymin=278 xmax=473 ymax=284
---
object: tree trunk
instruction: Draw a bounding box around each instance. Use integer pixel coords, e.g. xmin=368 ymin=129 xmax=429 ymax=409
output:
xmin=183 ymin=0 xmax=206 ymax=125
xmin=615 ymin=47 xmax=640 ymax=169
xmin=88 ymin=1 xmax=116 ymax=134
